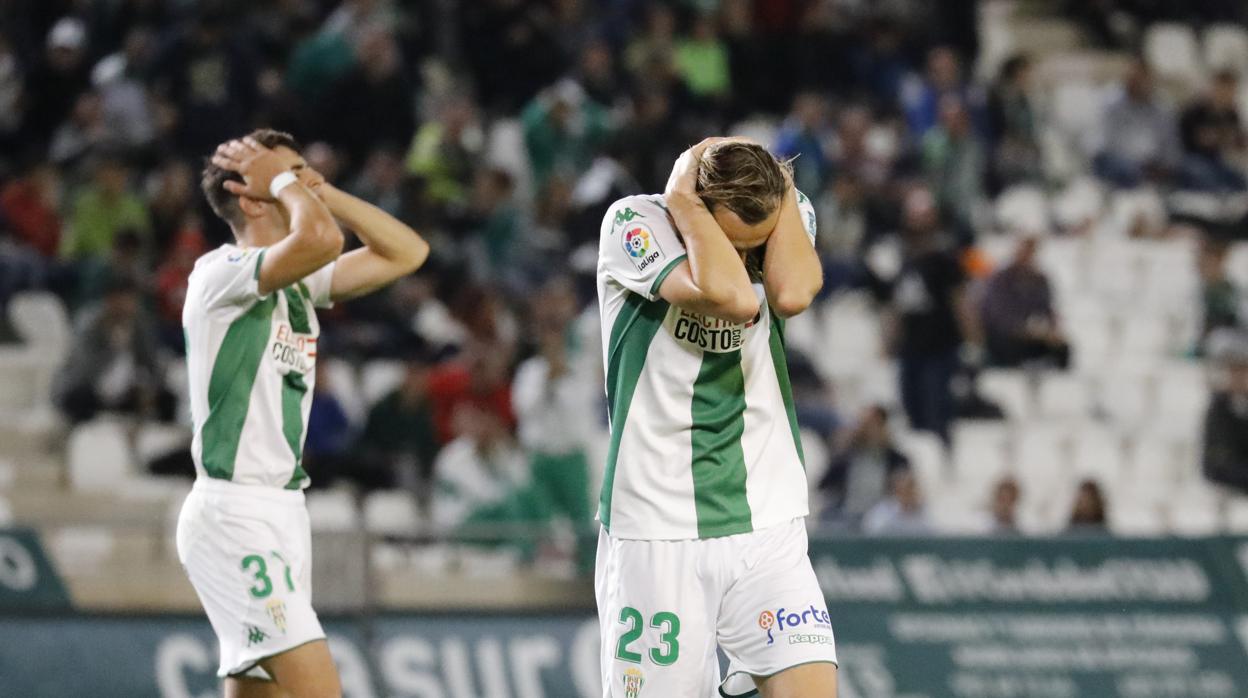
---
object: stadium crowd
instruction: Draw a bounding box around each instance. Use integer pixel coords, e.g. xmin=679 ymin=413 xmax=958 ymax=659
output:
xmin=5 ymin=0 xmax=1248 ymax=554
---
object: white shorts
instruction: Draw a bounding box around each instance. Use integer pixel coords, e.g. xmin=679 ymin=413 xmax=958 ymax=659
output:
xmin=595 ymin=518 xmax=837 ymax=698
xmin=176 ymin=478 xmax=326 ymax=679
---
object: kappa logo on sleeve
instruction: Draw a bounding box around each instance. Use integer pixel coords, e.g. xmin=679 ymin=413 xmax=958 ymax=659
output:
xmin=622 ymin=223 xmax=664 ymax=272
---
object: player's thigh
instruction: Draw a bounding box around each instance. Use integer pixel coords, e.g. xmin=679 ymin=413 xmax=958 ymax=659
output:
xmin=595 ymin=529 xmax=719 ymax=697
xmin=717 ymin=521 xmax=837 ymax=696
xmin=755 ymin=662 xmax=838 ymax=698
xmin=257 ymin=639 xmax=341 ymax=698
xmin=225 ymin=675 xmax=289 ymax=698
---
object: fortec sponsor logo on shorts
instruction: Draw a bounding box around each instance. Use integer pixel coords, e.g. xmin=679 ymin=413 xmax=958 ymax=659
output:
xmin=758 ymin=605 xmax=833 ymax=646
xmin=622 ymin=223 xmax=664 ymax=272
xmin=669 ymin=307 xmax=755 ymax=353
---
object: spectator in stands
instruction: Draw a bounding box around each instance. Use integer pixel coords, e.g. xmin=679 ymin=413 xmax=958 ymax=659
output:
xmin=819 ymin=405 xmax=910 ymax=524
xmin=1067 ymin=479 xmax=1109 ymax=532
xmin=349 ymin=148 xmax=405 ymax=219
xmin=430 ymin=402 xmax=532 ymax=549
xmin=22 ymin=18 xmax=92 ymax=151
xmin=303 ymin=361 xmax=356 ymax=485
xmin=1202 ymin=329 xmax=1248 ymax=493
xmin=512 ymin=278 xmax=596 ymax=541
xmin=987 ymin=54 xmax=1041 ymax=190
xmin=405 ymin=94 xmax=483 ymax=208
xmin=356 ymin=351 xmax=441 ymax=490
xmin=321 ymin=27 xmax=415 ymax=164
xmin=154 ymin=227 xmax=206 ymax=350
xmin=1179 ymin=69 xmax=1247 ymax=192
xmin=922 ymin=95 xmax=985 ymax=242
xmin=0 ymin=32 xmax=24 ymax=155
xmin=48 ymin=91 xmax=109 ymax=167
xmin=521 ymin=78 xmax=611 ymax=189
xmin=900 ymin=45 xmax=984 ymax=139
xmin=674 ymin=11 xmax=732 ymax=112
xmin=1093 ymin=59 xmax=1181 ymax=188
xmin=148 ymin=4 xmax=260 ymax=156
xmin=145 ymin=159 xmax=198 ymax=254
xmin=862 ymin=468 xmax=931 ymax=535
xmin=980 ymin=236 xmax=1071 ymax=369
xmin=1197 ymin=238 xmax=1241 ymax=354
xmin=774 ymin=92 xmax=832 ymax=195
xmin=61 ymin=155 xmax=151 ymax=262
xmin=625 ymin=3 xmax=678 ymax=84
xmin=885 ymin=188 xmax=981 ymax=444
xmin=428 ymin=340 xmax=515 ymax=444
xmin=0 ymin=162 xmax=63 ymax=259
xmin=53 ymin=277 xmax=173 ymax=424
xmin=986 ymin=477 xmax=1021 ymax=534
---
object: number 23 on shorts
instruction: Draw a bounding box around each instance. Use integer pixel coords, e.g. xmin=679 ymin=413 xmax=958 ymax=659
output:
xmin=615 ymin=606 xmax=680 ymax=666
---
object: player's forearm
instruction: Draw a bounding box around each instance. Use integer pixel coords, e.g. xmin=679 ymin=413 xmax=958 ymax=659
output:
xmin=763 ymin=189 xmax=822 ymax=318
xmin=321 ymin=185 xmax=429 ymax=272
xmin=277 ymin=184 xmax=344 ymax=262
xmin=668 ymin=192 xmax=758 ymax=320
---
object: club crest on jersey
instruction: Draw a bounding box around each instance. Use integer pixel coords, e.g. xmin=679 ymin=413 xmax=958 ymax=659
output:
xmin=623 ymin=223 xmax=663 ymax=272
xmin=667 ymin=307 xmax=756 ymax=353
xmin=622 ymin=667 xmax=645 ymax=697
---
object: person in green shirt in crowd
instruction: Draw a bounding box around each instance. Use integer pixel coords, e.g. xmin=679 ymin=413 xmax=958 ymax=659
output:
xmin=62 ymin=154 xmax=151 ymax=260
xmin=521 ymin=79 xmax=609 ymax=189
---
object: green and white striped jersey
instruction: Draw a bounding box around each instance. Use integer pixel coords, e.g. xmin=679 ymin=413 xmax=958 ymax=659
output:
xmin=596 ymin=193 xmax=817 ymax=540
xmin=183 ymin=244 xmax=335 ymax=490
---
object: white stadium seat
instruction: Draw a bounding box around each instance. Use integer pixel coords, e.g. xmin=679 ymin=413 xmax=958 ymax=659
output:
xmin=895 ymin=430 xmax=947 ymax=496
xmin=1097 ymin=370 xmax=1153 ymax=428
xmin=363 ymin=489 xmax=423 ymax=536
xmin=1204 ymin=23 xmax=1248 ymax=74
xmin=360 ymin=360 xmax=407 ymax=408
xmin=977 ymin=369 xmax=1032 ymax=421
xmin=951 ymin=421 xmax=1011 ymax=492
xmin=1038 ymin=373 xmax=1093 ymax=420
xmin=1144 ymin=23 xmax=1204 ymax=85
xmin=306 ymin=489 xmax=360 ymax=532
xmin=67 ymin=420 xmax=136 ymax=492
xmin=1070 ymin=425 xmax=1125 ymax=485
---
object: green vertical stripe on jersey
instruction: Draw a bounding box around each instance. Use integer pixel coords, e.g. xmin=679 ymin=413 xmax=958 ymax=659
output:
xmin=690 ymin=349 xmax=752 ymax=538
xmin=202 ymin=296 xmax=276 ymax=480
xmin=768 ymin=313 xmax=805 ymax=467
xmin=601 ymin=293 xmax=669 ymax=530
xmin=282 ymin=371 xmax=310 ymax=489
xmin=283 ymin=287 xmax=311 ymax=333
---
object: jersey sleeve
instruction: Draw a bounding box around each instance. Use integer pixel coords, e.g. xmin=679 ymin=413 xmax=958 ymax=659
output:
xmin=301 ymin=260 xmax=337 ymax=308
xmin=195 ymin=247 xmax=268 ymax=310
xmin=599 ymin=196 xmax=687 ymax=301
xmin=795 ymin=189 xmax=817 ymax=247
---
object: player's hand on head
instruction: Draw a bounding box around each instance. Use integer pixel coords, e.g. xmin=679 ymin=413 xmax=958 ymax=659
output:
xmin=211 ymin=137 xmax=289 ymax=201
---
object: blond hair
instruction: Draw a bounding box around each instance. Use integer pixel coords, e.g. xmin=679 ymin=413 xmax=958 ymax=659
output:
xmin=696 ymin=142 xmax=790 ymax=224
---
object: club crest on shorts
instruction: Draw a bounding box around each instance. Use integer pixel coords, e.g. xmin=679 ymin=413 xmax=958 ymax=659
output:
xmin=622 ymin=223 xmax=663 ymax=272
xmin=266 ymin=599 xmax=287 ymax=634
xmin=622 ymin=666 xmax=645 ymax=697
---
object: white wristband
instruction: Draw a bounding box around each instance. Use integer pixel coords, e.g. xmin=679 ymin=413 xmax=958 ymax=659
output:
xmin=269 ymin=171 xmax=298 ymax=199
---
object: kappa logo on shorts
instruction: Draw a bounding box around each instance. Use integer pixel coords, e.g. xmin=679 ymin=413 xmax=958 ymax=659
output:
xmin=622 ymin=667 xmax=645 ymax=697
xmin=246 ymin=625 xmax=268 ymax=647
xmin=758 ymin=605 xmax=832 ymax=646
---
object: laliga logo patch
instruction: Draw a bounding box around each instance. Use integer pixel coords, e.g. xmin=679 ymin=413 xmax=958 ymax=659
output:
xmin=623 ymin=224 xmax=664 ymax=272
xmin=623 ymin=226 xmax=651 ymax=258
xmin=622 ymin=667 xmax=645 ymax=697
xmin=758 ymin=610 xmax=777 ymax=646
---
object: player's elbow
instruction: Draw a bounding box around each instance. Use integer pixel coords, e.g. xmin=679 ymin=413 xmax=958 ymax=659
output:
xmin=711 ymin=290 xmax=761 ymax=325
xmin=397 ymin=237 xmax=430 ymax=274
xmin=771 ymin=284 xmax=820 ymax=319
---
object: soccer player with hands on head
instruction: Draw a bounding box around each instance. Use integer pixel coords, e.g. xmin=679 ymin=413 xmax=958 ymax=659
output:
xmin=595 ymin=137 xmax=836 ymax=697
xmin=178 ymin=129 xmax=428 ymax=698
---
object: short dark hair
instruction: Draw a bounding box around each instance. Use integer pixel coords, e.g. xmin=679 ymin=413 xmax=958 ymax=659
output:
xmin=696 ymin=141 xmax=789 ymax=225
xmin=201 ymin=128 xmax=300 ymax=230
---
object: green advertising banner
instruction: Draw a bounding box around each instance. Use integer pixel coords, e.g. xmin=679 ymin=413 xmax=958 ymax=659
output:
xmin=0 ymin=527 xmax=70 ymax=611
xmin=2 ymin=536 xmax=1248 ymax=696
